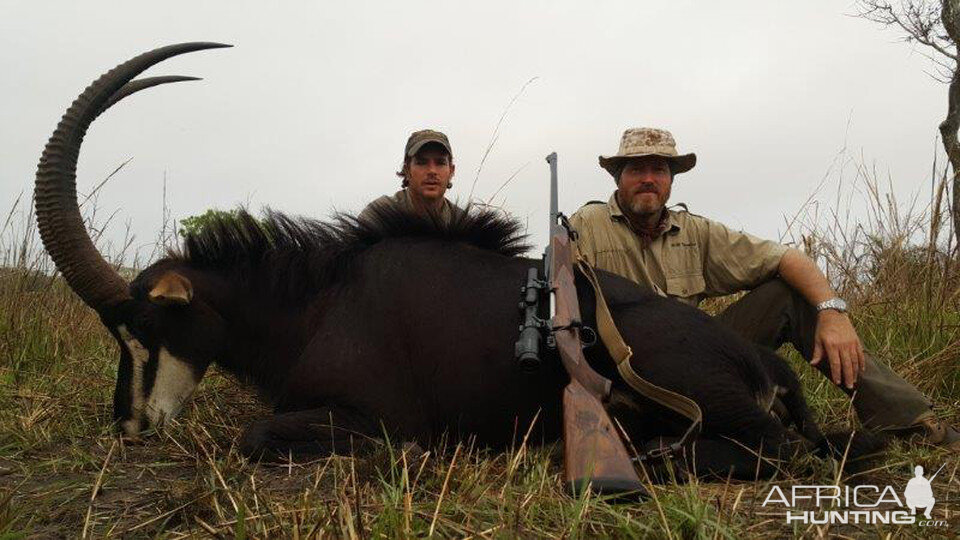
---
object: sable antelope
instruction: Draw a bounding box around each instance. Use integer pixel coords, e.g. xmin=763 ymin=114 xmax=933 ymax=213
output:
xmin=34 ymin=43 xmax=877 ymax=480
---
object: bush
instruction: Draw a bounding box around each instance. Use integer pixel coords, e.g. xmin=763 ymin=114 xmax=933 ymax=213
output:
xmin=178 ymin=208 xmax=242 ymax=238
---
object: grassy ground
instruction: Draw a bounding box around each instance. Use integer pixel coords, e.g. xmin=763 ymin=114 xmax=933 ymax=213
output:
xmin=0 ymin=179 xmax=958 ymax=538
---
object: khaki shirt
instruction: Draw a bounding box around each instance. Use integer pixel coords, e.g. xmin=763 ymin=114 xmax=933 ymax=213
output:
xmin=359 ymin=189 xmax=461 ymax=224
xmin=569 ymin=194 xmax=788 ymax=307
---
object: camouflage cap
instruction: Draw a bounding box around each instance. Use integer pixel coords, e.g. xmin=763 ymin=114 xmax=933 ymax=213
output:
xmin=404 ymin=129 xmax=453 ymax=158
xmin=599 ymin=127 xmax=696 ymax=177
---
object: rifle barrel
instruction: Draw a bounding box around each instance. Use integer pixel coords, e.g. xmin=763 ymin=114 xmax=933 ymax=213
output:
xmin=545 ymin=152 xmax=559 ymax=318
xmin=547 ymin=152 xmax=558 ymax=227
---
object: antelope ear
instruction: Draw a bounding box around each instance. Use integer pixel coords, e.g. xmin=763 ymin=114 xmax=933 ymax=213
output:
xmin=148 ymin=271 xmax=193 ymax=306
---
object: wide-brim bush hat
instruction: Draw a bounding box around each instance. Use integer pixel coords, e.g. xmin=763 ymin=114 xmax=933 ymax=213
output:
xmin=599 ymin=127 xmax=696 ymax=177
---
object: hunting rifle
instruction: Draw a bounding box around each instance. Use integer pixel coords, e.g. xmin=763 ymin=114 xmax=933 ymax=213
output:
xmin=543 ymin=152 xmax=646 ymax=497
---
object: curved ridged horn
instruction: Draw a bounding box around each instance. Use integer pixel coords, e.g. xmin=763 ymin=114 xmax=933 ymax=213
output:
xmin=35 ymin=43 xmax=231 ymax=316
xmin=100 ymin=75 xmax=202 ymax=115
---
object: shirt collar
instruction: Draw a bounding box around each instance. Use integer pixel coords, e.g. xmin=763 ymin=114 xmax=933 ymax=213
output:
xmin=607 ymin=192 xmax=681 ymax=234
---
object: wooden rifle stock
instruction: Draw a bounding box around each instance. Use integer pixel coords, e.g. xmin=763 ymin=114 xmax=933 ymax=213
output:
xmin=550 ymin=215 xmax=646 ymax=497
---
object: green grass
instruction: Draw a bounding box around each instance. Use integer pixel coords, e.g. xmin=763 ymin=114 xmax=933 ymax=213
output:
xmin=1 ymin=174 xmax=958 ymax=538
xmin=0 ymin=270 xmax=954 ymax=539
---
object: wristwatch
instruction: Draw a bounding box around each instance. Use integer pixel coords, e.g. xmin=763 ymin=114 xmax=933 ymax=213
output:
xmin=816 ymin=297 xmax=848 ymax=314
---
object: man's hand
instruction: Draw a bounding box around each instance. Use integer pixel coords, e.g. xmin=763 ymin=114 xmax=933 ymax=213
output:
xmin=810 ymin=310 xmax=866 ymax=389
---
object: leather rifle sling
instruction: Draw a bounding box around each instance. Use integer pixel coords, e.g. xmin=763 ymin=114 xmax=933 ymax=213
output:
xmin=572 ymin=250 xmax=703 ymax=455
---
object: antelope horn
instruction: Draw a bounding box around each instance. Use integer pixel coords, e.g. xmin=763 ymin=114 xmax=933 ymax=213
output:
xmin=99 ymin=75 xmax=202 ymax=115
xmin=34 ymin=42 xmax=230 ymax=318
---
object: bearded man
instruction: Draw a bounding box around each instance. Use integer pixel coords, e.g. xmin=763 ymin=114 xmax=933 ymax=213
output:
xmin=570 ymin=127 xmax=958 ymax=451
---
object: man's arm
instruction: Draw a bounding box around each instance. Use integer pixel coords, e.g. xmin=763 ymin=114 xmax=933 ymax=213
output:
xmin=777 ymin=248 xmax=866 ymax=389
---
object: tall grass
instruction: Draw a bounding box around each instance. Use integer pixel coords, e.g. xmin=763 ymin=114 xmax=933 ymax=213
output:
xmin=773 ymin=157 xmax=960 ymax=417
xmin=0 ymin=156 xmax=956 ymax=537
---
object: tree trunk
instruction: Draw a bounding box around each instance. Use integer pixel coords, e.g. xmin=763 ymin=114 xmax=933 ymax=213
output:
xmin=940 ymin=73 xmax=960 ymax=243
xmin=941 ymin=0 xmax=960 ymax=243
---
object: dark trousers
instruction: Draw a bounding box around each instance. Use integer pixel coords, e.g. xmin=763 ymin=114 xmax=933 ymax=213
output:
xmin=716 ymin=279 xmax=932 ymax=430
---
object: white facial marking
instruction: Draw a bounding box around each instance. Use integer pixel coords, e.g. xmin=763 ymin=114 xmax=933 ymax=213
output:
xmin=116 ymin=325 xmax=200 ymax=435
xmin=144 ymin=348 xmax=199 ymax=426
xmin=118 ymin=325 xmax=148 ymax=437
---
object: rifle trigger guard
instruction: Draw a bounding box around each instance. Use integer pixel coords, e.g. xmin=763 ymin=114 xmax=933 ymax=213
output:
xmin=550 ymin=319 xmax=596 ymax=349
xmin=579 ymin=326 xmax=597 ymax=349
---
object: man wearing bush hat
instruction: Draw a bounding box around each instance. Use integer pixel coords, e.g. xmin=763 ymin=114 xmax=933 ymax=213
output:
xmin=570 ymin=126 xmax=959 ymax=451
xmin=360 ymin=129 xmax=462 ymax=223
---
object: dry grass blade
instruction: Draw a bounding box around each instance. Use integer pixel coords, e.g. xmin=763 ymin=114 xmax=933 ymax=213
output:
xmin=194 ymin=516 xmax=223 ymax=538
xmin=484 ymin=162 xmax=531 ymax=206
xmin=0 ymin=191 xmax=23 ymax=237
xmin=80 ymin=439 xmax=117 ymax=539
xmin=79 ymin=157 xmax=134 ymax=209
xmin=468 ymin=76 xmax=538 ymax=199
xmin=428 ymin=442 xmax=461 ymax=537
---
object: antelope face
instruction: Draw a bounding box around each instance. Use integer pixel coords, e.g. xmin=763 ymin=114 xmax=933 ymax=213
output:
xmin=113 ymin=266 xmax=225 ymax=437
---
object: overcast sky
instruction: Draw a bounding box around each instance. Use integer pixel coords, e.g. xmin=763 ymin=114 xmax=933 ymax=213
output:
xmin=0 ymin=1 xmax=946 ymax=260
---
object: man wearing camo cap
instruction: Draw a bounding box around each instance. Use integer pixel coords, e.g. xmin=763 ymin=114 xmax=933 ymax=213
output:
xmin=360 ymin=129 xmax=462 ymax=223
xmin=570 ymin=126 xmax=959 ymax=451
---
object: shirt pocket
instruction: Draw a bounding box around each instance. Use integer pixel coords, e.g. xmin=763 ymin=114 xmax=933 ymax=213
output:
xmin=593 ymin=248 xmax=633 ymax=274
xmin=662 ymin=238 xmax=703 ymax=276
xmin=665 ymin=272 xmax=706 ymax=301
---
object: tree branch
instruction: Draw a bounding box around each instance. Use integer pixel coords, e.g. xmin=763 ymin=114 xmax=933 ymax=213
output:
xmin=857 ymin=1 xmax=960 ymax=240
xmin=858 ymin=0 xmax=958 ymax=60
